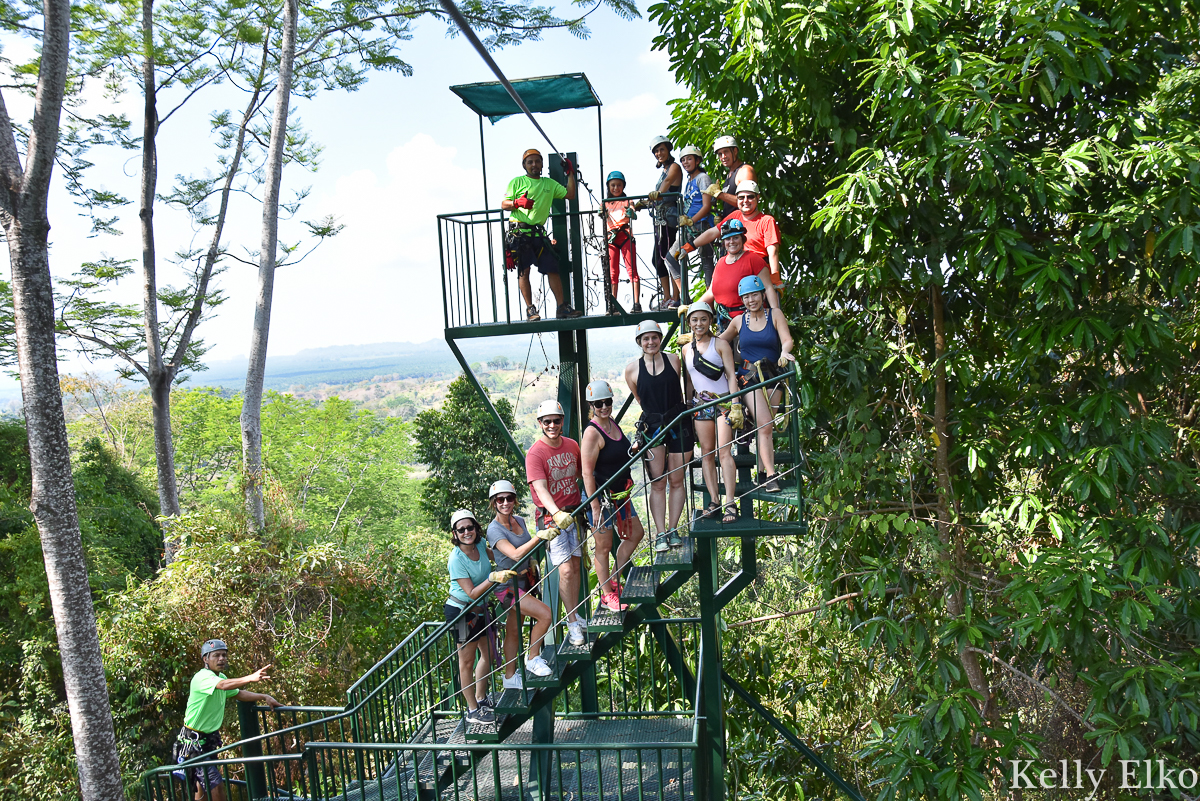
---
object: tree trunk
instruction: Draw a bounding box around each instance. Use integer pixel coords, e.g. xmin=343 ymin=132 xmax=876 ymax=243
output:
xmin=0 ymin=0 xmax=124 ymax=794
xmin=139 ymin=0 xmax=185 ymax=560
xmin=930 ymin=283 xmax=993 ymax=721
xmin=241 ymin=0 xmax=298 ymax=532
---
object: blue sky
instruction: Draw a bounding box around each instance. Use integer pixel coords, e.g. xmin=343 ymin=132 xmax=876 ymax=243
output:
xmin=4 ymin=2 xmax=684 ymax=384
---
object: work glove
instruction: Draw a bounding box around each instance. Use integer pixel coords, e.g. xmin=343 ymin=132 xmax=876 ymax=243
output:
xmin=676 ymin=332 xmax=693 ymax=347
xmin=533 ymin=526 xmax=561 ymax=542
xmin=728 ymin=401 xmax=745 ymax=430
xmin=680 ymin=242 xmax=696 ymax=255
xmin=679 ymin=214 xmax=693 ymax=228
xmin=514 ymin=193 xmax=534 ymax=210
xmin=552 ymin=510 xmax=576 ymax=531
xmin=561 ymin=156 xmax=575 ymax=174
xmin=648 ymin=190 xmax=661 ymax=202
xmin=778 ymin=352 xmax=796 ymax=369
xmin=703 ymin=184 xmax=721 ymax=198
xmin=677 ymin=304 xmax=690 ymax=319
xmin=489 ymin=570 xmax=518 ymax=585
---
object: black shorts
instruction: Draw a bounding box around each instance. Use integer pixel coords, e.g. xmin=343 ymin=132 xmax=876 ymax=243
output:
xmin=444 ymin=602 xmax=490 ymax=644
xmin=512 ymin=231 xmax=559 ymax=277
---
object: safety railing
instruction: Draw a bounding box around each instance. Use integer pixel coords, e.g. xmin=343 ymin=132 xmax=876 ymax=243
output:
xmin=438 ymin=192 xmax=682 ymax=330
xmin=142 ymin=369 xmax=800 ymax=800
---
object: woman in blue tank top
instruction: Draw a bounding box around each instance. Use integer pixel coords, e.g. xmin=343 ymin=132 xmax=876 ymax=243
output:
xmin=719 ymin=275 xmax=795 ymax=492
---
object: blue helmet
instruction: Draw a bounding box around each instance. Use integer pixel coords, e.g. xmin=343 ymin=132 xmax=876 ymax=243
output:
xmin=721 ymin=219 xmax=747 ymax=240
xmin=738 ymin=274 xmax=766 ymax=297
xmin=606 ymin=171 xmax=626 ymax=183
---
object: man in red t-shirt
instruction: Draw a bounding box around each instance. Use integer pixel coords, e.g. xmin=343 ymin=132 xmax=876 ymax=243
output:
xmin=525 ymin=399 xmax=587 ymax=646
xmin=688 ymin=180 xmax=782 ymax=286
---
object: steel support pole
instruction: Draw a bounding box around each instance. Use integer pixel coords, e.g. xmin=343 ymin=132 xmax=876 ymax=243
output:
xmin=696 ymin=537 xmax=726 ymax=801
xmin=236 ymin=700 xmax=268 ymax=800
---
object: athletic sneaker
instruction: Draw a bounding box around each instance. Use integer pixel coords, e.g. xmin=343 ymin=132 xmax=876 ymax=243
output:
xmin=503 ymin=672 xmax=524 ymax=690
xmin=526 ymin=655 xmax=553 ymax=677
xmin=608 ymin=577 xmax=623 ymax=595
xmin=600 ymin=591 xmax=627 ymax=612
xmin=568 ymin=621 xmax=586 ymax=646
xmin=668 ymin=530 xmax=683 ymax=548
xmin=466 ymin=706 xmax=495 ymax=724
xmin=655 ymin=533 xmax=670 ymax=552
xmin=631 ymin=302 xmax=642 ymax=313
xmin=759 ymin=473 xmax=782 ymax=493
xmin=556 ymin=303 xmax=584 ymax=319
xmin=526 ymin=304 xmax=541 ymax=321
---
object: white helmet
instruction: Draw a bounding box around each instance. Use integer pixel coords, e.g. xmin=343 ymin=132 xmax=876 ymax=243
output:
xmin=677 ymin=145 xmax=702 ymax=160
xmin=635 ymin=320 xmax=662 ymax=343
xmin=649 ymin=135 xmax=672 ymax=152
xmin=735 ymin=180 xmax=760 ymax=195
xmin=687 ymin=301 xmax=715 ymax=320
xmin=449 ymin=509 xmax=477 ymax=529
xmin=585 ymin=379 xmax=613 ymax=402
xmin=713 ymin=135 xmax=738 ymax=153
xmin=536 ymin=399 xmax=564 ymax=419
xmin=488 ymin=479 xmax=517 ymax=499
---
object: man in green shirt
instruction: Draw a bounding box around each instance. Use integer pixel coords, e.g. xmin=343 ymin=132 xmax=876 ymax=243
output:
xmin=175 ymin=639 xmax=281 ymax=801
xmin=502 ymin=148 xmax=585 ymax=321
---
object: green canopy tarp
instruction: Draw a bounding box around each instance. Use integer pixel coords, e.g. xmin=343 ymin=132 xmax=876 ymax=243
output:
xmin=450 ymin=73 xmax=601 ymax=123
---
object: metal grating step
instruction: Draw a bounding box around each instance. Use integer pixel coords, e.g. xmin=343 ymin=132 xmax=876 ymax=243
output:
xmin=492 ymin=686 xmax=529 ymax=714
xmin=524 ymin=649 xmax=561 ymax=689
xmin=588 ymin=606 xmax=626 ymax=632
xmin=690 ymin=516 xmax=804 ymax=538
xmin=653 ymin=537 xmax=693 ymax=571
xmin=621 ymin=565 xmax=658 ymax=604
xmin=558 ymin=631 xmax=597 ymax=661
xmin=464 ymin=712 xmax=505 ymax=743
xmin=744 ymin=484 xmax=805 ymax=507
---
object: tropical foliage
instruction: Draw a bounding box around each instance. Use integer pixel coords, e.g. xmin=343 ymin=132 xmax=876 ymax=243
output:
xmin=654 ymin=0 xmax=1200 ymax=796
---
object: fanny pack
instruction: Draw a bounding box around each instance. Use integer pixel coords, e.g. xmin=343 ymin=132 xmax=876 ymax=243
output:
xmin=692 ymin=346 xmax=724 ymax=382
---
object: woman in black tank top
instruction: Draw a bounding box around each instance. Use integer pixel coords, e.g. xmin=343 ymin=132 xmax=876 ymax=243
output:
xmin=580 ymin=380 xmax=646 ymax=612
xmin=623 ymin=322 xmax=689 ymax=553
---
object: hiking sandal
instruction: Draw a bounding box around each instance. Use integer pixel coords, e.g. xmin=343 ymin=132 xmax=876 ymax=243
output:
xmin=721 ymin=504 xmax=738 ymax=524
xmin=699 ymin=501 xmax=721 ymax=520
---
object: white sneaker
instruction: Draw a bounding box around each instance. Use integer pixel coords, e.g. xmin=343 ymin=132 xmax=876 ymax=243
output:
xmin=526 ymin=655 xmax=552 ymax=677
xmin=503 ymin=672 xmax=524 ymax=690
xmin=568 ymin=621 xmax=586 ymax=646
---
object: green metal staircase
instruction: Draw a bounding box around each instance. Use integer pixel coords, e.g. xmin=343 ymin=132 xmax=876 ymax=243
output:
xmin=142 ymin=160 xmax=864 ymax=801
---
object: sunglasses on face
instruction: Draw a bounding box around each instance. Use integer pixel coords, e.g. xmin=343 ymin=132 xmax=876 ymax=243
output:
xmin=455 ymin=524 xmax=477 ymax=534
xmin=494 ymin=494 xmax=516 ymax=504
xmin=541 ymin=417 xmax=563 ymax=426
xmin=592 ymin=399 xmax=613 ymax=408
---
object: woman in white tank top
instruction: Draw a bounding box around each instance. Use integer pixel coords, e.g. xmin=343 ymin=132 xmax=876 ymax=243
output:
xmin=681 ymin=303 xmax=742 ymax=524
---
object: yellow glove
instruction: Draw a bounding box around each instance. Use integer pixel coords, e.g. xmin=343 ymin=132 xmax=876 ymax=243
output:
xmin=778 ymin=353 xmax=795 ymax=369
xmin=552 ymin=510 xmax=576 ymax=531
xmin=703 ymin=184 xmax=721 ymax=198
xmin=679 ymin=214 xmax=693 ymax=228
xmin=676 ymin=332 xmax=693 ymax=347
xmin=728 ymin=401 xmax=745 ymax=430
xmin=648 ymin=190 xmax=661 ymax=201
xmin=534 ymin=526 xmax=561 ymax=542
xmin=677 ymin=304 xmax=690 ymax=319
xmin=489 ymin=570 xmax=518 ymax=584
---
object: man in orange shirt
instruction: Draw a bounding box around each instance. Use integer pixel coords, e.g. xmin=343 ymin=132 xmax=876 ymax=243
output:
xmin=686 ymin=180 xmax=782 ymax=286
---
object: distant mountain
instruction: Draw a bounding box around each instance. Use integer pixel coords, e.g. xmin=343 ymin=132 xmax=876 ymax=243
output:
xmin=189 ymin=327 xmax=644 ymax=392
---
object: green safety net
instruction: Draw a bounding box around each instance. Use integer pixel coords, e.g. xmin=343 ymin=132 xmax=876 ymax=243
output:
xmin=449 ymin=73 xmax=601 ymax=123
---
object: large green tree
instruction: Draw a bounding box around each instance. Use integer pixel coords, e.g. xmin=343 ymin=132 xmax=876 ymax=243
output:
xmin=656 ymin=0 xmax=1200 ymax=797
xmin=412 ymin=375 xmax=524 ymax=531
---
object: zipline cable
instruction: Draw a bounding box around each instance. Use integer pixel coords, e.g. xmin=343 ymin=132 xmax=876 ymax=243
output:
xmin=438 ymin=0 xmax=562 ymax=158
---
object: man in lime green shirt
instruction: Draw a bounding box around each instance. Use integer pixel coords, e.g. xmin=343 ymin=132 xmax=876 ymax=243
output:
xmin=501 ymin=148 xmax=584 ymax=321
xmin=175 ymin=639 xmax=281 ymax=801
